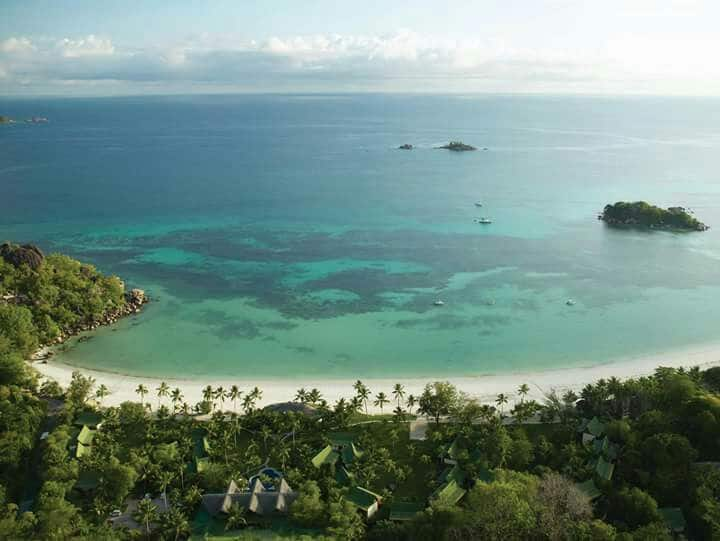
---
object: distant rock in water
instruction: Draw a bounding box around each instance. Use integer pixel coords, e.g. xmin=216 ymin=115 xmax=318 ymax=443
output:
xmin=0 ymin=116 xmax=11 ymax=124
xmin=398 ymin=143 xmax=413 ymax=150
xmin=438 ymin=141 xmax=477 ymax=151
xmin=0 ymin=242 xmax=45 ymax=269
xmin=600 ymin=201 xmax=708 ymax=231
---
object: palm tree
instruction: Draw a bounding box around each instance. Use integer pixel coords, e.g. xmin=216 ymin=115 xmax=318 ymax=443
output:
xmin=225 ymin=503 xmax=248 ymax=531
xmin=135 ymin=384 xmax=149 ymax=409
xmin=295 ymin=387 xmax=308 ymax=403
xmin=95 ymin=384 xmax=110 ymax=406
xmin=183 ymin=484 xmax=203 ymax=511
xmin=495 ymin=393 xmax=509 ymax=417
xmin=160 ymin=506 xmax=190 ymax=541
xmin=229 ymin=385 xmax=242 ymax=412
xmin=241 ymin=394 xmax=254 ymax=415
xmin=181 ymin=402 xmax=190 ymax=417
xmin=249 ymin=386 xmax=262 ymax=405
xmin=171 ymin=388 xmax=183 ymax=413
xmin=354 ymin=381 xmax=371 ymax=414
xmin=214 ymin=386 xmax=226 ymax=411
xmin=158 ymin=470 xmax=175 ymax=510
xmin=374 ymin=392 xmax=390 ymax=414
xmin=392 ymin=383 xmax=406 ymax=407
xmin=307 ymin=388 xmax=322 ymax=405
xmin=202 ymin=385 xmax=214 ymax=410
xmin=517 ymin=383 xmax=530 ymax=404
xmin=290 ymin=415 xmax=301 ymax=448
xmin=134 ymin=497 xmax=159 ymax=540
xmin=406 ymin=394 xmax=416 ymax=414
xmin=277 ymin=445 xmax=291 ymax=470
xmin=156 ymin=381 xmax=170 ymax=410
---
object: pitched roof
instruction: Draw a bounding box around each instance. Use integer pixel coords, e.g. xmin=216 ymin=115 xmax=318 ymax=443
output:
xmin=335 ymin=466 xmax=355 ymax=486
xmin=659 ymin=507 xmax=686 ymax=532
xmin=595 ymin=456 xmax=615 ymax=481
xmin=74 ymin=470 xmax=101 ymax=491
xmin=74 ymin=411 xmax=103 ymax=428
xmin=586 ymin=417 xmax=605 ymax=438
xmin=345 ymin=487 xmax=382 ymax=511
xmin=389 ymin=502 xmax=425 ymax=521
xmin=342 ymin=442 xmax=363 ymax=465
xmin=432 ymin=479 xmax=467 ymax=505
xmin=312 ymin=444 xmax=339 ymax=469
xmin=76 ymin=442 xmax=91 ymax=458
xmin=191 ymin=428 xmax=209 ymax=458
xmin=328 ymin=432 xmax=355 ymax=447
xmin=576 ymin=479 xmax=601 ymax=500
xmin=77 ymin=425 xmax=96 ymax=446
xmin=220 ymin=480 xmax=241 ymax=514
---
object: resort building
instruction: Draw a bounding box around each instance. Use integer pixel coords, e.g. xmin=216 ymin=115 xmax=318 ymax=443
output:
xmin=202 ymin=477 xmax=297 ymax=517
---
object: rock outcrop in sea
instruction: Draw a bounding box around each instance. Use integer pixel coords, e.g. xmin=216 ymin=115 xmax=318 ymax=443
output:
xmin=0 ymin=242 xmax=45 ymax=270
xmin=437 ymin=141 xmax=477 ymax=151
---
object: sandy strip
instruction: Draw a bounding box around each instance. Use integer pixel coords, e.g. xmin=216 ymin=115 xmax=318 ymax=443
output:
xmin=30 ymin=343 xmax=720 ymax=414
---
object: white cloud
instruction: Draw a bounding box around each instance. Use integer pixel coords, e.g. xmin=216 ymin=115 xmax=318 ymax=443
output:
xmin=1 ymin=30 xmax=719 ymax=95
xmin=56 ymin=35 xmax=115 ymax=57
xmin=0 ymin=37 xmax=35 ymax=53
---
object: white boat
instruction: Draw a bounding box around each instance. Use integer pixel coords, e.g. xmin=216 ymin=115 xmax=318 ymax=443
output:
xmin=566 ymin=299 xmax=576 ymax=306
xmin=433 ymin=300 xmax=445 ymax=306
xmin=477 ymin=218 xmax=492 ymax=224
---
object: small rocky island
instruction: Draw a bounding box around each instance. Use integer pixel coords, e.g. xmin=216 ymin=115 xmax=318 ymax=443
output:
xmin=398 ymin=143 xmax=413 ymax=150
xmin=600 ymin=201 xmax=708 ymax=231
xmin=438 ymin=141 xmax=477 ymax=151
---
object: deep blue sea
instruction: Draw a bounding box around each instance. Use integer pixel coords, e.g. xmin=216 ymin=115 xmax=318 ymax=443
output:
xmin=2 ymin=94 xmax=720 ymax=378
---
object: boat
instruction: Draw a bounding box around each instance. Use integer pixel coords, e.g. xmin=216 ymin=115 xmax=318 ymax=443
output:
xmin=477 ymin=218 xmax=492 ymax=224
xmin=566 ymin=299 xmax=576 ymax=306
xmin=474 ymin=202 xmax=483 ymax=207
xmin=433 ymin=300 xmax=445 ymax=306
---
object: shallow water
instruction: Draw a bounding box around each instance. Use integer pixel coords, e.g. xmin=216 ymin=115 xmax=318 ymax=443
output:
xmin=2 ymin=94 xmax=720 ymax=378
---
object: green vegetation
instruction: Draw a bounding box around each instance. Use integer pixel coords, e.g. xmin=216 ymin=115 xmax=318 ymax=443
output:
xmin=1 ymin=246 xmax=720 ymax=539
xmin=600 ymin=201 xmax=708 ymax=231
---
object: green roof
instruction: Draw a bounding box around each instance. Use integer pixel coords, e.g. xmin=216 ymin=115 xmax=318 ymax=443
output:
xmin=76 ymin=442 xmax=91 ymax=458
xmin=192 ymin=428 xmax=209 ymax=458
xmin=195 ymin=456 xmax=210 ymax=472
xmin=592 ymin=436 xmax=608 ymax=455
xmin=312 ymin=445 xmax=339 ymax=469
xmin=389 ymin=502 xmax=425 ymax=521
xmin=576 ymin=479 xmax=601 ymax=500
xmin=335 ymin=466 xmax=355 ymax=486
xmin=341 ymin=442 xmax=364 ymax=465
xmin=440 ymin=464 xmax=465 ymax=485
xmin=328 ymin=432 xmax=355 ymax=447
xmin=77 ymin=425 xmax=95 ymax=446
xmin=447 ymin=438 xmax=462 ymax=460
xmin=476 ymin=465 xmax=496 ymax=484
xmin=74 ymin=411 xmax=102 ymax=428
xmin=595 ymin=456 xmax=615 ymax=481
xmin=659 ymin=508 xmax=686 ymax=533
xmin=74 ymin=471 xmax=101 ymax=491
xmin=431 ymin=479 xmax=466 ymax=505
xmin=345 ymin=487 xmax=382 ymax=511
xmin=586 ymin=417 xmax=605 ymax=438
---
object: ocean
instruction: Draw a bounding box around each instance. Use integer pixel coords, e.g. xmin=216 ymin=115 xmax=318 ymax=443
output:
xmin=2 ymin=93 xmax=720 ymax=378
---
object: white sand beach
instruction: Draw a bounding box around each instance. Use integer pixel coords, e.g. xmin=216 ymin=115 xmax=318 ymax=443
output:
xmin=30 ymin=341 xmax=720 ymax=414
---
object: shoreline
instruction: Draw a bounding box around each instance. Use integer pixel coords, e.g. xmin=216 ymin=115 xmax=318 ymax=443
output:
xmin=30 ymin=341 xmax=720 ymax=413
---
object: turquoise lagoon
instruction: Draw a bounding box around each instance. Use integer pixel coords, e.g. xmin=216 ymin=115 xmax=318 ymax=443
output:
xmin=2 ymin=94 xmax=720 ymax=378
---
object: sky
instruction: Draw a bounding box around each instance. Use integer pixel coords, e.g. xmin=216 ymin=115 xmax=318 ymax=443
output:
xmin=1 ymin=0 xmax=719 ymax=96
